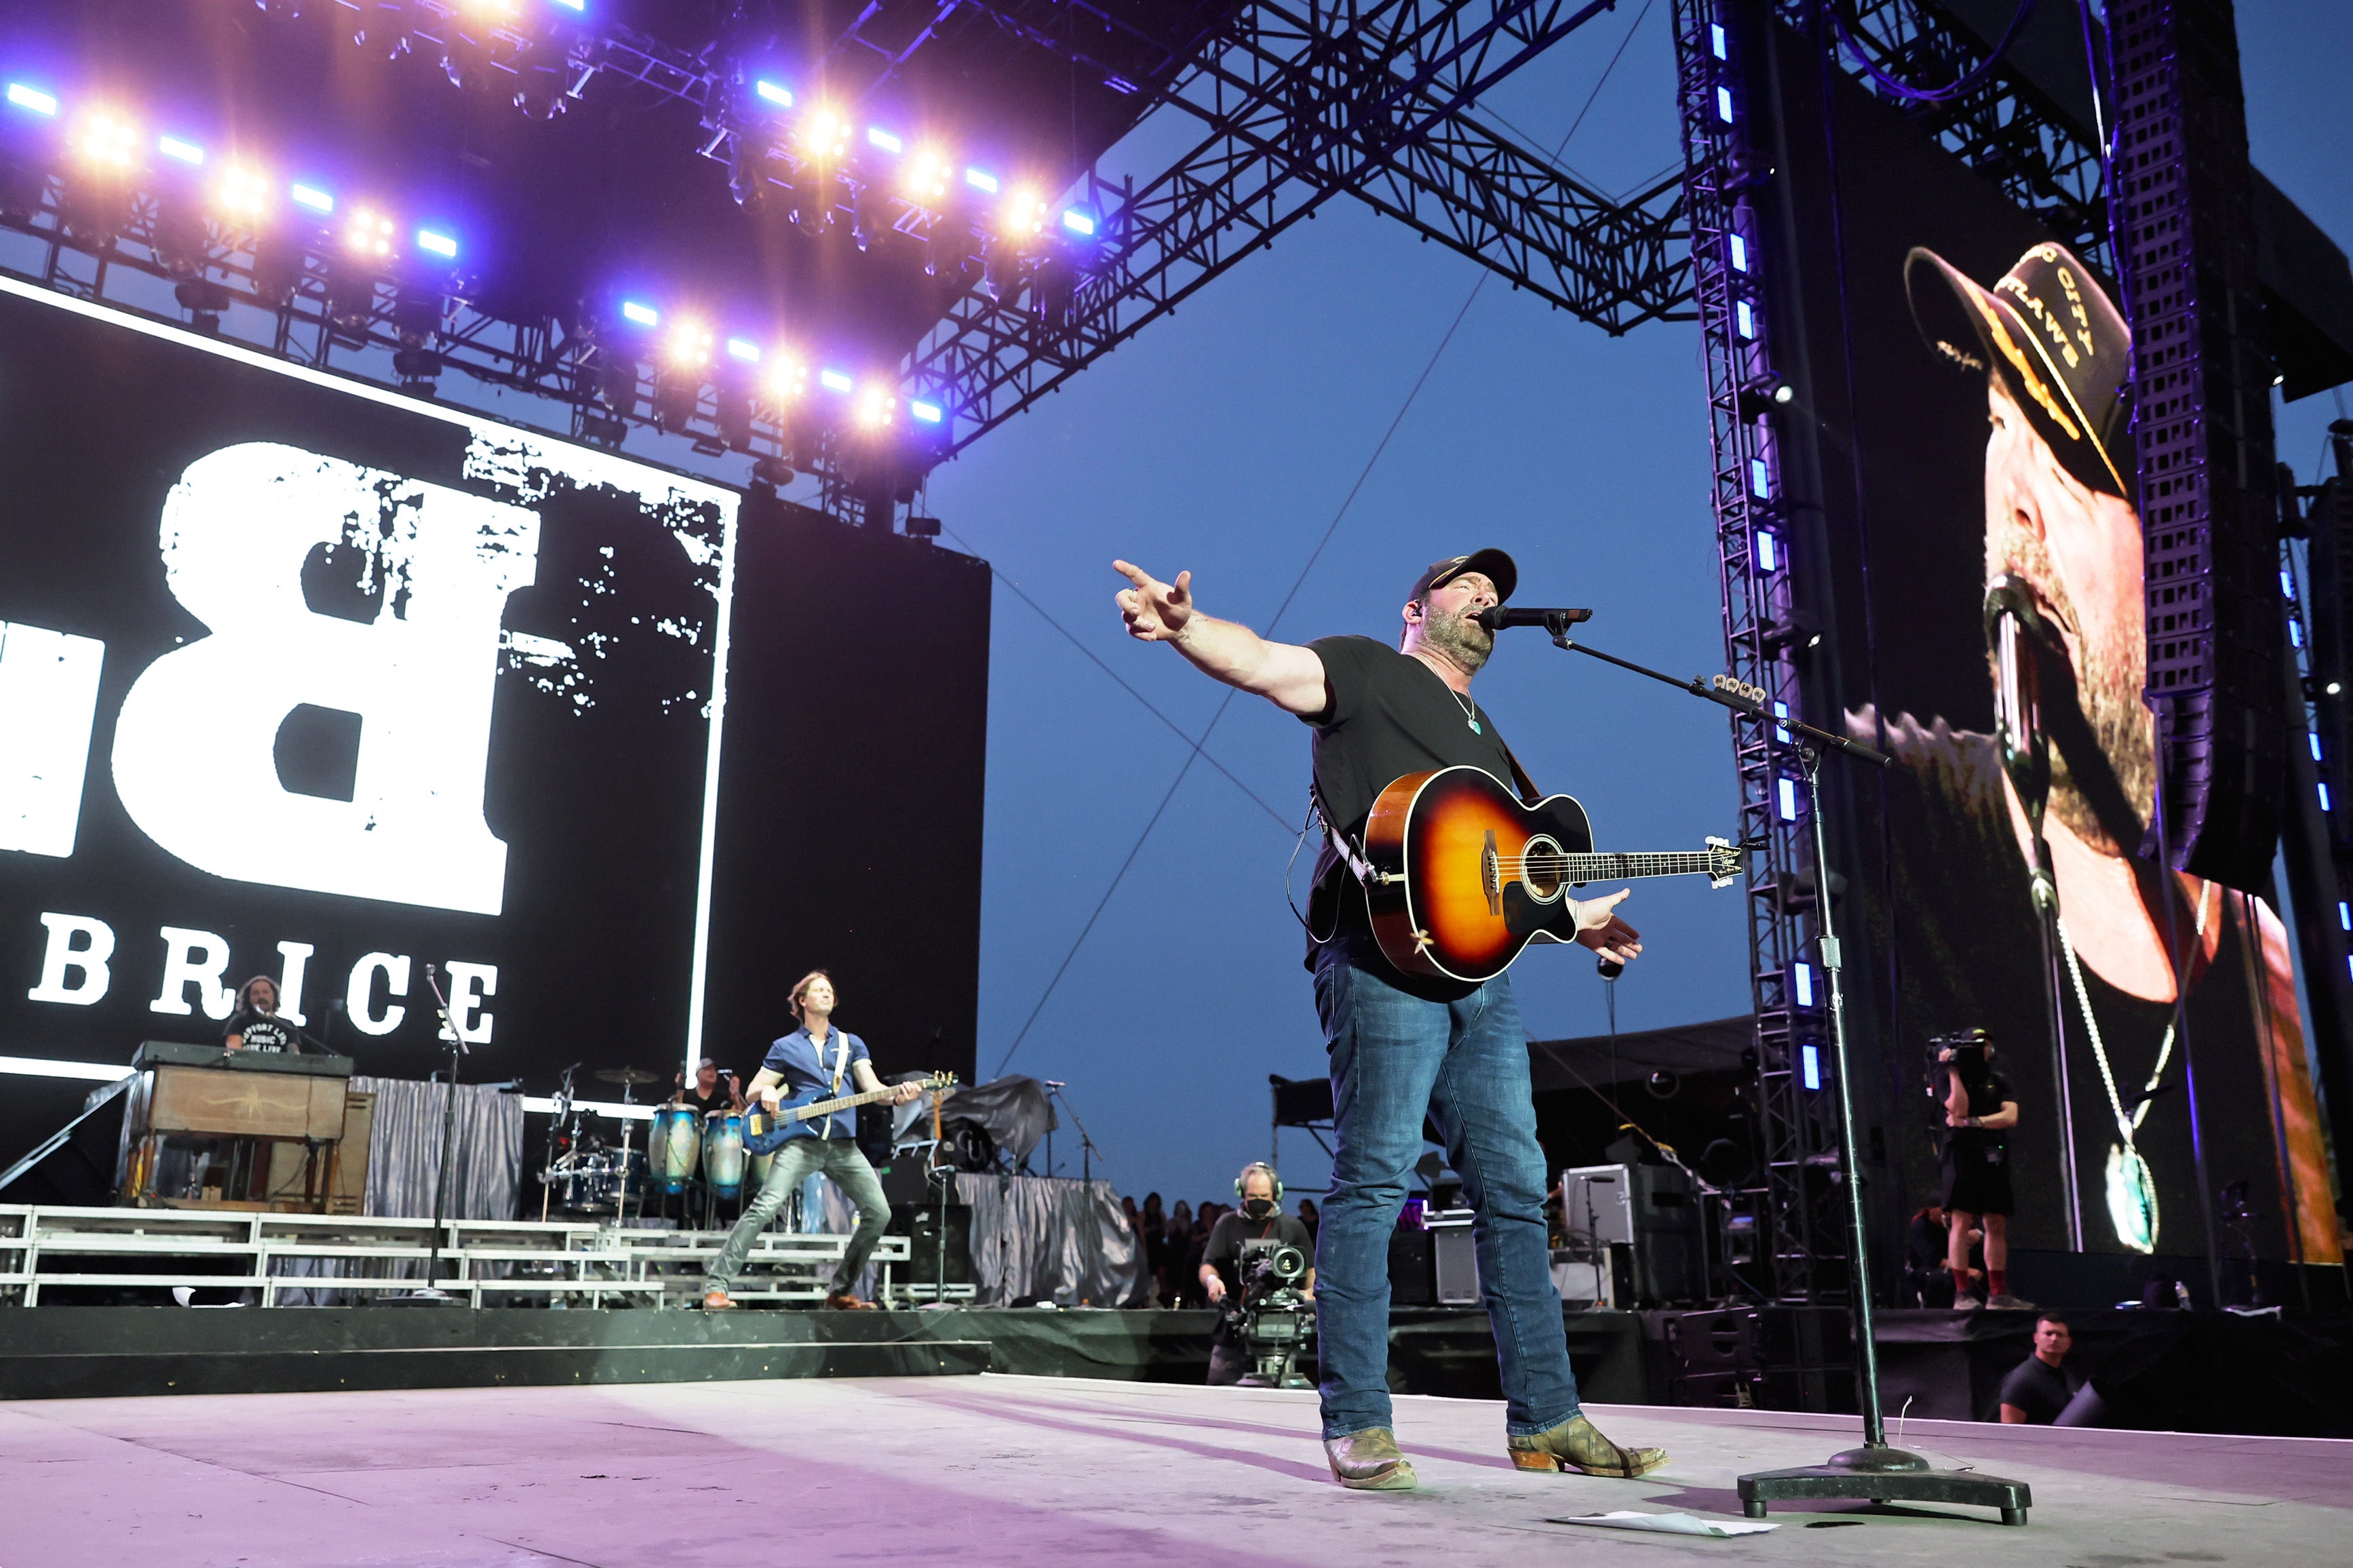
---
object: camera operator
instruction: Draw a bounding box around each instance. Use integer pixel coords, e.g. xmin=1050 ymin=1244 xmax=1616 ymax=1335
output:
xmin=1203 ymin=1162 xmax=1316 ymax=1386
xmin=1939 ymin=1032 xmax=2029 ymax=1311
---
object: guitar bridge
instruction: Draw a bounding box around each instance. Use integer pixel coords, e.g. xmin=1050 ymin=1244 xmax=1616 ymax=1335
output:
xmin=1483 ymin=829 xmax=1501 ymax=916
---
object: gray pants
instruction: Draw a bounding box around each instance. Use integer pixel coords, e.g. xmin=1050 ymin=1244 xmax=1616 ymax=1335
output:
xmin=703 ymin=1138 xmax=892 ymax=1297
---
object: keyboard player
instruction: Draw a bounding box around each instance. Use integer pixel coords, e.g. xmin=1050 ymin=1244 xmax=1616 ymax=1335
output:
xmin=224 ymin=976 xmax=301 ymax=1054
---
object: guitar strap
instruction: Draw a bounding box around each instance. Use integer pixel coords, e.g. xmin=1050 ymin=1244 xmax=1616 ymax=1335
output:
xmin=819 ymin=1031 xmax=850 ymax=1140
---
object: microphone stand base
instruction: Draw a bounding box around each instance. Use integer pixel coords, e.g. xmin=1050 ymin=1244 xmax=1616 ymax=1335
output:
xmin=1737 ymin=1447 xmax=2030 ymax=1525
xmin=375 ymin=1288 xmax=465 ymax=1308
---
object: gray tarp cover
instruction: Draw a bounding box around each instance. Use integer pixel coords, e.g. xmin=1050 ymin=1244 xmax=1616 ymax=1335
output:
xmin=937 ymin=1075 xmax=1058 ymax=1166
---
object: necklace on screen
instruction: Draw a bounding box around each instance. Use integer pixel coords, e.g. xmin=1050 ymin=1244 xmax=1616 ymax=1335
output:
xmin=2059 ymin=877 xmax=2211 ymax=1257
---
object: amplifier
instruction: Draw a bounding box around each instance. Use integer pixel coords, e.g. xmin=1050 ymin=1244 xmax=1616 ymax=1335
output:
xmin=1562 ymin=1163 xmax=1704 ymax=1306
xmin=1426 ymin=1211 xmax=1480 ymax=1305
xmin=887 ymin=1203 xmax=973 ymax=1286
xmin=1388 ymin=1228 xmax=1435 ymax=1306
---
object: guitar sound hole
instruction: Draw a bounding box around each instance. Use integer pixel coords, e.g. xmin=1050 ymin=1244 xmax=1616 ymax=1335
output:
xmin=1521 ymin=836 xmax=1564 ymax=900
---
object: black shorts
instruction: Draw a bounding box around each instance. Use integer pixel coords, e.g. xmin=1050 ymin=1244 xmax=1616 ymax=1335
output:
xmin=1943 ymin=1140 xmax=2014 ymax=1217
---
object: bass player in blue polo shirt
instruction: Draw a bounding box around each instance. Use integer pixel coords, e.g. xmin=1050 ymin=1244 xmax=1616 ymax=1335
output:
xmin=702 ymin=970 xmax=922 ymax=1311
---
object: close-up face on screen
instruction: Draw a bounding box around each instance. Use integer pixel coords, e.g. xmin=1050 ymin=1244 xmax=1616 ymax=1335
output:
xmin=1783 ymin=56 xmax=2336 ymax=1266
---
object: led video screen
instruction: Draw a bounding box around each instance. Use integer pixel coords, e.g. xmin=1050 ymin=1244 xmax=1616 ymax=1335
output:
xmin=1766 ymin=43 xmax=2337 ymax=1266
xmin=0 ymin=277 xmax=741 ymax=1086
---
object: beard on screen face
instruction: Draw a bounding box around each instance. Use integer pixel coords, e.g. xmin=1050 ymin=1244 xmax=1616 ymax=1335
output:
xmin=1987 ymin=509 xmax=2155 ymax=855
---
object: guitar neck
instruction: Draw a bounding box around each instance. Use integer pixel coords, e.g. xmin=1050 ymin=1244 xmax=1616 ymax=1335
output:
xmin=783 ymin=1084 xmax=899 ymax=1124
xmin=1550 ymin=852 xmax=1725 ymax=881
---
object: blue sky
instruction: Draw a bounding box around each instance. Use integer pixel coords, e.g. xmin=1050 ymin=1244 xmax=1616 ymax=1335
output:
xmin=920 ymin=5 xmax=2353 ymax=1212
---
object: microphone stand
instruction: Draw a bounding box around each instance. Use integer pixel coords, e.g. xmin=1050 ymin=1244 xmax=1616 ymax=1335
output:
xmin=1045 ymin=1081 xmax=1108 ymax=1305
xmin=1532 ymin=627 xmax=2031 ymax=1525
xmin=403 ymin=965 xmax=469 ymax=1305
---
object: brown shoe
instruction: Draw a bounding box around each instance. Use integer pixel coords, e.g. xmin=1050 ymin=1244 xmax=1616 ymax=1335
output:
xmin=823 ymin=1291 xmax=876 ymax=1310
xmin=1507 ymin=1413 xmax=1667 ymax=1477
xmin=1323 ymin=1428 xmax=1418 ymax=1491
xmin=701 ymin=1290 xmax=737 ymax=1312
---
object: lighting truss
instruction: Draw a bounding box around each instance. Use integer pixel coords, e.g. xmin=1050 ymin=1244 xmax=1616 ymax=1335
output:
xmin=1795 ymin=0 xmax=2112 ymax=275
xmin=903 ymin=0 xmax=1693 ymax=451
xmin=551 ymin=0 xmax=1693 ymax=454
xmin=0 ymin=178 xmax=857 ymax=485
xmin=1672 ymin=0 xmax=1828 ymax=1303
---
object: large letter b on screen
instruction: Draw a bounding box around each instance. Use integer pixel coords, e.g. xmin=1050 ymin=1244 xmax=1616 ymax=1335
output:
xmin=113 ymin=444 xmax=539 ymax=914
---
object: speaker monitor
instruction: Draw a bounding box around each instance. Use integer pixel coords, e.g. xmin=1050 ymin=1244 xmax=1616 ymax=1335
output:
xmin=887 ymin=1202 xmax=972 ymax=1287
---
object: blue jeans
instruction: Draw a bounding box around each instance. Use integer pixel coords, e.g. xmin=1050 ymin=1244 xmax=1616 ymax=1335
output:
xmin=702 ymin=1137 xmax=891 ymax=1296
xmin=1312 ymin=945 xmax=1579 ymax=1439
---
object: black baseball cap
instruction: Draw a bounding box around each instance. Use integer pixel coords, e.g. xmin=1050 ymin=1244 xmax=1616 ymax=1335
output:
xmin=1905 ymin=241 xmax=2132 ymax=498
xmin=1407 ymin=549 xmax=1517 ymax=606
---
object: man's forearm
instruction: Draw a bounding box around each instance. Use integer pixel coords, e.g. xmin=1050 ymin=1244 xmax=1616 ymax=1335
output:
xmin=1170 ymin=612 xmax=1285 ymax=694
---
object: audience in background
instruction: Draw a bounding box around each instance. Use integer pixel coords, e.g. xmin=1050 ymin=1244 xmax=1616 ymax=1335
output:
xmin=1296 ymin=1197 xmax=1319 ymax=1242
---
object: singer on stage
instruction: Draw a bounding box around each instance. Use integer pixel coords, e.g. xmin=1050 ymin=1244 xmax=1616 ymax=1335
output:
xmin=1113 ymin=548 xmax=1666 ymax=1491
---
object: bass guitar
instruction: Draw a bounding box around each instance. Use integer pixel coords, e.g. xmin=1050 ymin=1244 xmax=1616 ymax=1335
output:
xmin=743 ymin=1072 xmax=958 ymax=1156
xmin=1355 ymin=766 xmax=1743 ymax=983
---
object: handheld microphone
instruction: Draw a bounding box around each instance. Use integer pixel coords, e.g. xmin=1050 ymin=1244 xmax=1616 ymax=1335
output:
xmin=1475 ymin=606 xmax=1593 ymax=631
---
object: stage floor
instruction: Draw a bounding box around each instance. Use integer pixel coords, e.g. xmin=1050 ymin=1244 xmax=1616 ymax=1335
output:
xmin=3 ymin=1375 xmax=2344 ymax=1565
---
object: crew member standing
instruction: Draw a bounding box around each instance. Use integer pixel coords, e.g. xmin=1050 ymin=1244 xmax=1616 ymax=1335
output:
xmin=1941 ymin=1033 xmax=2030 ymax=1310
xmin=701 ymin=971 xmax=920 ymax=1312
xmin=224 ymin=977 xmax=300 ymax=1053
xmin=1114 ymin=548 xmax=1666 ymax=1490
xmin=1202 ymin=1162 xmax=1317 ymax=1386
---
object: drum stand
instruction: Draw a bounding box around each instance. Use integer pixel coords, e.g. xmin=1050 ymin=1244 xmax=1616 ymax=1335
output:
xmin=610 ymin=1079 xmax=640 ymax=1229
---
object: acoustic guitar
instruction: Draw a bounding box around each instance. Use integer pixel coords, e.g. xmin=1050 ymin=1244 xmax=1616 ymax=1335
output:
xmin=743 ymin=1072 xmax=958 ymax=1156
xmin=1355 ymin=766 xmax=1743 ymax=983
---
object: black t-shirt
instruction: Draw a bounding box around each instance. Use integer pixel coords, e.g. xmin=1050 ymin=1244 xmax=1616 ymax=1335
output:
xmin=1998 ymin=1352 xmax=2084 ymax=1423
xmin=1947 ymin=1068 xmax=2013 ymax=1158
xmin=225 ymin=1011 xmax=298 ymax=1053
xmin=678 ymin=1084 xmax=735 ymax=1118
xmin=1852 ymin=709 xmax=2285 ymax=1257
xmin=1301 ymin=635 xmax=1523 ymax=968
xmin=1203 ymin=1211 xmax=1315 ymax=1295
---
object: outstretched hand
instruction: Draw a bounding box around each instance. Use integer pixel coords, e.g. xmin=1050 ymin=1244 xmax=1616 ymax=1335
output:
xmin=1113 ymin=560 xmax=1194 ymax=643
xmin=1573 ymin=889 xmax=1644 ymax=966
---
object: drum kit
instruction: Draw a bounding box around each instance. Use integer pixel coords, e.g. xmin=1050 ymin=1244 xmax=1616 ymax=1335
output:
xmin=537 ymin=1064 xmax=764 ymax=1225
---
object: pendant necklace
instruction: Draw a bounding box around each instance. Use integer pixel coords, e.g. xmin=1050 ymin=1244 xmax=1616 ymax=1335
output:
xmin=1446 ymin=684 xmax=1482 ymax=734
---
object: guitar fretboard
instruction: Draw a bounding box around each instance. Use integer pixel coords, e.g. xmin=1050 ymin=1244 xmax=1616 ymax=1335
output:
xmin=1501 ymin=852 xmax=1725 ymax=880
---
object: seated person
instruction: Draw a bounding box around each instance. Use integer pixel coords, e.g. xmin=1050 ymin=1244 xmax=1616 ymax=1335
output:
xmin=670 ymin=1057 xmax=743 ymax=1117
xmin=1201 ymin=1162 xmax=1316 ymax=1386
xmin=1999 ymin=1314 xmax=2103 ymax=1425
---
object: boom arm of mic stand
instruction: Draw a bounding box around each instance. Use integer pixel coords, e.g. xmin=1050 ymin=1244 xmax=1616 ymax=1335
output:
xmin=1544 ymin=631 xmax=1890 ymax=768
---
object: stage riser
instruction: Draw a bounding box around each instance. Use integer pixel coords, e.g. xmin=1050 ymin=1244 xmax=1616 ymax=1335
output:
xmin=0 ymin=1339 xmax=990 ymax=1400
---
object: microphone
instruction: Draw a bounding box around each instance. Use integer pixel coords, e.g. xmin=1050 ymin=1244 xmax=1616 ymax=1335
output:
xmin=1475 ymin=606 xmax=1593 ymax=631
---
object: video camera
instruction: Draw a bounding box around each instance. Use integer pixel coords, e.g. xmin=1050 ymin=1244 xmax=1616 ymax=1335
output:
xmin=1227 ymin=1238 xmax=1313 ymax=1388
xmin=1925 ymin=1029 xmax=1996 ymax=1138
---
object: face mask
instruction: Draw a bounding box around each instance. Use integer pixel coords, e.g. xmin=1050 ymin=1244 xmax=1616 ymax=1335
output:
xmin=1242 ymin=1197 xmax=1276 ymax=1220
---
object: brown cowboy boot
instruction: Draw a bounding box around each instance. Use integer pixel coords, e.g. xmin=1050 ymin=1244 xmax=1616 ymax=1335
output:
xmin=701 ymin=1289 xmax=737 ymax=1311
xmin=1323 ymin=1427 xmax=1418 ymax=1491
xmin=1506 ymin=1413 xmax=1668 ymax=1477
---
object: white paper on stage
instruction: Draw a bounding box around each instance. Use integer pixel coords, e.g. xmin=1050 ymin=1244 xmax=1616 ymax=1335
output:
xmin=1548 ymin=1511 xmax=1778 ymax=1537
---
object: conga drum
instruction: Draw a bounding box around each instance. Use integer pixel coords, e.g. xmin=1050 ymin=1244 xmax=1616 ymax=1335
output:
xmin=651 ymin=1106 xmax=701 ymax=1194
xmin=702 ymin=1112 xmax=747 ymax=1200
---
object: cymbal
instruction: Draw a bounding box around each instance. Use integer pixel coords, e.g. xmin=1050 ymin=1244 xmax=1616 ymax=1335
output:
xmin=594 ymin=1066 xmax=662 ymax=1085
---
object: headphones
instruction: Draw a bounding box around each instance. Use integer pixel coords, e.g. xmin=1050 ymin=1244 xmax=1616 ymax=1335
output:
xmin=1234 ymin=1162 xmax=1283 ymax=1204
